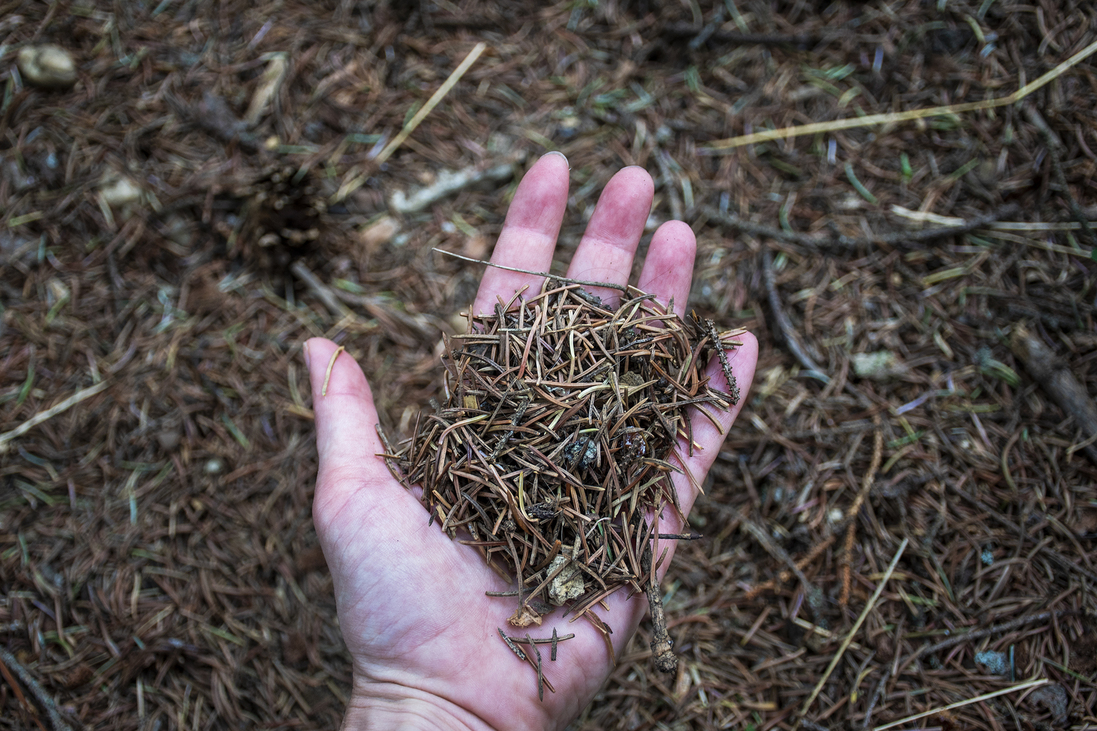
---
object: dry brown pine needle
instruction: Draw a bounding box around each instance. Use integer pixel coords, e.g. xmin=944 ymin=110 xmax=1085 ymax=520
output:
xmin=382 ymin=279 xmax=741 ymax=674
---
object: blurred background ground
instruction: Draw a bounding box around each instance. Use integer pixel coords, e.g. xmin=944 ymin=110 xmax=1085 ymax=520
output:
xmin=1 ymin=0 xmax=1096 ymax=729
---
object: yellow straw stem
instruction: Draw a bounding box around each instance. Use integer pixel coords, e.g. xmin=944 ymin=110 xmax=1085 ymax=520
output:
xmin=704 ymin=38 xmax=1097 ymax=151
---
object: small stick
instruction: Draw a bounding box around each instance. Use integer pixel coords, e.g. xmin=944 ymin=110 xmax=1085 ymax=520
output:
xmin=0 ymin=654 xmax=33 ymax=725
xmin=434 ymin=249 xmax=629 ymax=294
xmin=551 ymin=628 xmax=559 ymax=662
xmin=290 ymin=260 xmax=355 ymax=321
xmin=700 ymin=316 xmax=740 ymax=404
xmin=0 ymin=646 xmax=73 ymax=731
xmin=761 ymin=249 xmax=829 ymax=384
xmin=860 ymin=666 xmax=891 ymax=731
xmin=710 ymin=203 xmax=1019 ymax=253
xmin=657 ymin=532 xmax=704 ymax=540
xmin=914 ymin=611 xmax=1063 ymax=661
xmin=1009 ymin=323 xmax=1097 ymax=464
xmin=639 ymin=528 xmax=676 ymax=673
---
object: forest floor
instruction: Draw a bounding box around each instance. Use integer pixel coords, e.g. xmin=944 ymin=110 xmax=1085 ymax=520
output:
xmin=1 ymin=0 xmax=1097 ymax=729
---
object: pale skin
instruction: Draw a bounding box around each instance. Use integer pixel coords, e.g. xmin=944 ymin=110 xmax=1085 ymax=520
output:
xmin=304 ymin=151 xmax=759 ymax=731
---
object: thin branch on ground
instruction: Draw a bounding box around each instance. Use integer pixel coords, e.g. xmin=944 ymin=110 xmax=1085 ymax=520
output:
xmin=1009 ymin=323 xmax=1097 ymax=465
xmin=708 ymin=204 xmax=1020 ymax=252
xmin=761 ymin=248 xmax=829 ymax=383
xmin=0 ymin=647 xmax=73 ymax=731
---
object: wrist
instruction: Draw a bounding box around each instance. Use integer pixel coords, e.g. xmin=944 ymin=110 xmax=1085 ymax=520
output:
xmin=341 ymin=680 xmax=498 ymax=731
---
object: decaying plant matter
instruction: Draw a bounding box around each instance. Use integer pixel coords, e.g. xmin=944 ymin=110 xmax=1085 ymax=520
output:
xmin=382 ymin=278 xmax=742 ymax=680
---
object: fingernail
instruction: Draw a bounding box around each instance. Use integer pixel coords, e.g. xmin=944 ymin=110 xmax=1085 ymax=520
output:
xmin=542 ymin=150 xmax=569 ymax=169
xmin=302 ymin=340 xmax=311 ymax=370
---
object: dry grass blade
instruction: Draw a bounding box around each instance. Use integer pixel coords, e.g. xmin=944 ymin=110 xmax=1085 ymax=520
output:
xmin=704 ymin=38 xmax=1097 ymax=150
xmin=872 ymin=678 xmax=1049 ymax=731
xmin=0 ymin=380 xmax=110 ymax=451
xmin=800 ymin=538 xmax=908 ymax=721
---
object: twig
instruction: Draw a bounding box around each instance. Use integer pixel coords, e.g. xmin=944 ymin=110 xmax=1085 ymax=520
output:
xmin=390 ymin=162 xmax=516 ymax=215
xmin=433 ymin=248 xmax=629 ymax=293
xmin=703 ymin=38 xmax=1097 ymax=150
xmin=913 ymin=611 xmax=1064 ymax=661
xmin=861 ymin=666 xmax=891 ymax=731
xmin=641 ymin=538 xmax=675 ymax=673
xmin=0 ymin=646 xmax=73 ymax=731
xmin=0 ymin=380 xmax=110 ymax=453
xmin=841 ymin=416 xmax=883 ymax=607
xmin=761 ymin=248 xmax=829 ymax=383
xmin=290 ymin=261 xmax=355 ymax=321
xmin=871 ymin=678 xmax=1048 ymax=731
xmin=699 ymin=316 xmax=740 ymax=404
xmin=1009 ymin=323 xmax=1097 ymax=464
xmin=497 ymin=627 xmax=527 ymax=661
xmin=710 ymin=204 xmax=1019 ymax=252
xmin=799 ymin=538 xmax=908 ymax=721
xmin=527 ymin=632 xmax=543 ymax=702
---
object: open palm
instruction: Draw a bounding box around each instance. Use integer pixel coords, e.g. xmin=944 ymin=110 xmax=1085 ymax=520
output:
xmin=305 ymin=152 xmax=759 ymax=731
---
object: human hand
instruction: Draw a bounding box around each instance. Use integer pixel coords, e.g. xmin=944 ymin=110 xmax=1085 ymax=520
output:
xmin=305 ymin=151 xmax=758 ymax=731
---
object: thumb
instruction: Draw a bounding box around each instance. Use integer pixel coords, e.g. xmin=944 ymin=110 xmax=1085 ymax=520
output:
xmin=303 ymin=338 xmax=412 ymax=535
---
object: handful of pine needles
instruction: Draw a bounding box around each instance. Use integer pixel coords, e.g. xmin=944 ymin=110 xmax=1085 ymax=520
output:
xmin=382 ymin=278 xmax=741 ymax=679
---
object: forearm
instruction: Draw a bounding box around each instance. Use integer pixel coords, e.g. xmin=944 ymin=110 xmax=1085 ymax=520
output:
xmin=340 ymin=681 xmax=500 ymax=731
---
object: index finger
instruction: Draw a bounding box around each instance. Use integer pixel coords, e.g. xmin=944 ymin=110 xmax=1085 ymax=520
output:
xmin=472 ymin=152 xmax=570 ymax=316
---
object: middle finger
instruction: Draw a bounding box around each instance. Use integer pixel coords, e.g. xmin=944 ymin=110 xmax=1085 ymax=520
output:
xmin=564 ymin=167 xmax=654 ymax=305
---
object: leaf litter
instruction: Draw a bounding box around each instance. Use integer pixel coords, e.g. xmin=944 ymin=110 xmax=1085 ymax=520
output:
xmin=0 ymin=0 xmax=1096 ymax=728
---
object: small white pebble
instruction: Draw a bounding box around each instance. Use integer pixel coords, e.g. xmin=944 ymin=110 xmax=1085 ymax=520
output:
xmin=100 ymin=175 xmax=142 ymax=208
xmin=17 ymin=45 xmax=77 ymax=90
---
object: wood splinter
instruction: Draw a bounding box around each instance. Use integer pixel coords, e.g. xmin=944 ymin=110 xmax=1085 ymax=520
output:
xmin=1009 ymin=323 xmax=1097 ymax=464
